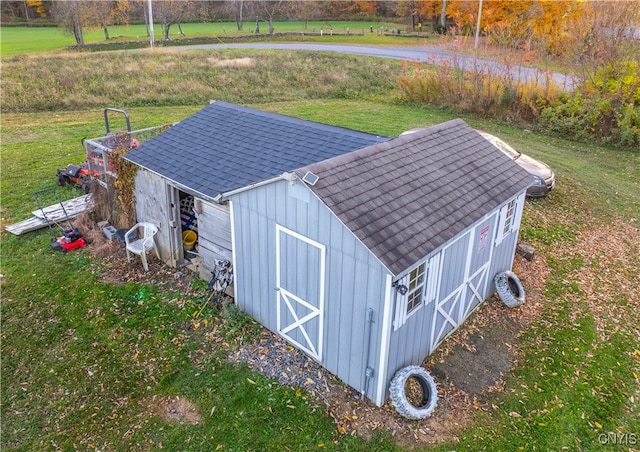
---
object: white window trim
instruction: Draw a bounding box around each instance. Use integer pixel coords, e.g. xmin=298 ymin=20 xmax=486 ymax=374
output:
xmin=393 ymin=273 xmax=410 ymax=330
xmin=424 ymin=253 xmax=441 ymax=305
xmin=495 ymin=195 xmax=521 ymax=246
xmin=405 ymin=262 xmax=426 ymax=316
xmin=393 ymin=255 xmax=441 ymax=330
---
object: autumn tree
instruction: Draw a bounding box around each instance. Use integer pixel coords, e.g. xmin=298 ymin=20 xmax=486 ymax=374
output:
xmin=347 ymin=1 xmax=378 ymax=17
xmin=0 ymin=2 xmax=35 ymax=20
xmin=218 ymin=0 xmax=247 ymax=31
xmin=153 ymin=0 xmax=191 ymax=40
xmin=527 ymin=1 xmax=585 ymax=56
xmin=26 ymin=0 xmax=48 ymax=19
xmin=2 ymin=0 xmax=52 ymax=20
xmin=253 ymin=0 xmax=286 ymax=34
xmin=571 ymin=0 xmax=640 ymax=94
xmin=0 ymin=0 xmax=51 ymax=22
xmin=538 ymin=0 xmax=640 ymax=147
xmin=480 ymin=1 xmax=532 ymax=50
xmin=93 ymin=0 xmax=131 ymax=40
xmin=414 ymin=1 xmax=446 ymax=32
xmin=287 ymin=0 xmax=325 ymax=29
xmin=446 ymin=0 xmax=478 ymax=34
xmin=321 ymin=1 xmax=377 ymax=19
xmin=51 ymin=0 xmax=94 ymax=45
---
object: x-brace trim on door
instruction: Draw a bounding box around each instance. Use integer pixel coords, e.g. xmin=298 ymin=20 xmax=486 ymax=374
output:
xmin=277 ymin=288 xmax=321 ymax=358
xmin=436 ymin=289 xmax=462 ymax=328
xmin=461 ymin=262 xmax=490 ymax=319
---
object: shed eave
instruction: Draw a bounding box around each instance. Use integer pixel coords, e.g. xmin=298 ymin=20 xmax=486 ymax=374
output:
xmin=218 ymin=172 xmax=296 ymax=202
xmin=125 ymin=161 xmax=220 ymax=204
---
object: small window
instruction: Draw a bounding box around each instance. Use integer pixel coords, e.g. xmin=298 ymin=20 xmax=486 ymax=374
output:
xmin=406 ymin=262 xmax=426 ymax=314
xmin=496 ymin=196 xmax=522 ymax=246
xmin=503 ymin=199 xmax=517 ymax=236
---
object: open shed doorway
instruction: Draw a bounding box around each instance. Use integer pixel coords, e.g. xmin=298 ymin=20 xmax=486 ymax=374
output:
xmin=177 ymin=189 xmax=198 ymax=262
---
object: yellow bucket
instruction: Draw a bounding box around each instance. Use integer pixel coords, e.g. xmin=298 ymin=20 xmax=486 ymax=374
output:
xmin=182 ymin=230 xmax=197 ymax=250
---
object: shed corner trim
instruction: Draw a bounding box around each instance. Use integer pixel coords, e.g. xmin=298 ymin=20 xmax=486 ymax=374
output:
xmin=375 ymin=273 xmax=395 ymax=406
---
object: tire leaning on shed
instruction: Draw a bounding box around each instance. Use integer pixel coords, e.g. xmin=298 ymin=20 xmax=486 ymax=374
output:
xmin=494 ymin=271 xmax=525 ymax=308
xmin=389 ymin=365 xmax=438 ymax=420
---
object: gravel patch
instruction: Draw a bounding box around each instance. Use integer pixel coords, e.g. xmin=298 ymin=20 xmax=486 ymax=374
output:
xmin=229 ymin=331 xmax=339 ymax=396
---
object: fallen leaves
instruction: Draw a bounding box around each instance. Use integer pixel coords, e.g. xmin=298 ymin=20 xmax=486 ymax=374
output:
xmin=572 ymin=220 xmax=640 ymax=342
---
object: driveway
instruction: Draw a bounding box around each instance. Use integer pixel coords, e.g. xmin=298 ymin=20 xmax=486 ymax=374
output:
xmin=180 ymin=42 xmax=579 ymax=91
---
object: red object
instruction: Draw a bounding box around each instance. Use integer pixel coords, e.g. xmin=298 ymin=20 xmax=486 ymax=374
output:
xmin=51 ymin=228 xmax=87 ymax=253
xmin=53 ymin=236 xmax=87 ymax=253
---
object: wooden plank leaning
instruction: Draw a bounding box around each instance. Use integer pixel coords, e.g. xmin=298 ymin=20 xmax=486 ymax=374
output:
xmin=4 ymin=194 xmax=93 ymax=236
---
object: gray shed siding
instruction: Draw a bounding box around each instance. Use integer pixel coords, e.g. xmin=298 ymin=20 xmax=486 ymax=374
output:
xmin=384 ymin=191 xmax=527 ymax=391
xmin=194 ymin=199 xmax=232 ymax=273
xmin=133 ymin=169 xmax=177 ymax=264
xmin=229 ymin=179 xmax=391 ymax=402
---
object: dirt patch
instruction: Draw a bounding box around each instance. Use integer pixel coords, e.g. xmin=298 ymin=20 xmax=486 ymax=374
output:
xmin=428 ymin=251 xmax=549 ymax=395
xmin=430 ymin=313 xmax=520 ymax=397
xmin=207 ymin=57 xmax=255 ymax=68
xmin=145 ymin=395 xmax=201 ymax=425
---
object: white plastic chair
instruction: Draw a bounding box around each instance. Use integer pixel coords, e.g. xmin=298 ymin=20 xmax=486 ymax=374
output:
xmin=125 ymin=222 xmax=160 ymax=271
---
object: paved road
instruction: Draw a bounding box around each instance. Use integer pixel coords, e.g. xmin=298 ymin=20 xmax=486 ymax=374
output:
xmin=181 ymin=42 xmax=579 ymax=91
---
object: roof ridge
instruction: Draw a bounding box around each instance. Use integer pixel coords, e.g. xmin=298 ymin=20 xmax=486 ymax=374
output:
xmin=210 ymin=100 xmax=390 ymax=140
xmin=297 ymin=118 xmax=467 ymax=174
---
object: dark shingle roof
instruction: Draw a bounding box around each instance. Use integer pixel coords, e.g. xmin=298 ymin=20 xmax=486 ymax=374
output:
xmin=124 ymin=101 xmax=389 ymax=200
xmin=297 ymin=119 xmax=533 ymax=275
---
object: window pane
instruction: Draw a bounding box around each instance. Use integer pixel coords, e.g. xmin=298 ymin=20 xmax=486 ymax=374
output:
xmin=415 ymin=263 xmax=426 ymax=285
xmin=406 ymin=262 xmax=427 ymax=314
xmin=503 ymin=199 xmax=516 ymax=235
xmin=407 ymin=290 xmax=421 ymax=312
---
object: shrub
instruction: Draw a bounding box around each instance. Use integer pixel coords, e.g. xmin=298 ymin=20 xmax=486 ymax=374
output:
xmin=539 ymin=91 xmax=639 ymax=148
xmin=616 ymin=103 xmax=640 ymax=148
xmin=540 ymin=60 xmax=640 ymax=147
xmin=399 ymin=60 xmax=557 ymax=125
xmin=400 ymin=58 xmax=638 ymax=148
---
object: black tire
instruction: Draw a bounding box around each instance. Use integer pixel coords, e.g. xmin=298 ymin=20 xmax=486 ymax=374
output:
xmin=495 ymin=271 xmax=525 ymax=308
xmin=57 ymin=174 xmax=70 ymax=186
xmin=389 ymin=365 xmax=438 ymax=420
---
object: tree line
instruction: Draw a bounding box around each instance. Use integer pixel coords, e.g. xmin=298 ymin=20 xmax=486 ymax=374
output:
xmin=4 ymin=1 xmax=639 ymax=57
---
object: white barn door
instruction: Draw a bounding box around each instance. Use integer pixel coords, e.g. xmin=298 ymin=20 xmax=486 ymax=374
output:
xmin=429 ymin=220 xmax=493 ymax=353
xmin=275 ymin=225 xmax=325 ymax=361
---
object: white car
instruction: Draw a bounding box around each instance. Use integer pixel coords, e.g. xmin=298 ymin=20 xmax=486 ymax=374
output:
xmin=479 ymin=132 xmax=556 ymax=197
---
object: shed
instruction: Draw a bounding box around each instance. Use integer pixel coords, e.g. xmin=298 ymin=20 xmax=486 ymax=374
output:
xmin=124 ymin=101 xmax=389 ymax=276
xmin=223 ymin=118 xmax=533 ymax=406
xmin=125 ymin=102 xmax=533 ymax=407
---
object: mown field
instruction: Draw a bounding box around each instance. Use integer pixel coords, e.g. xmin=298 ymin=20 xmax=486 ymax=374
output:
xmin=1 ymin=34 xmax=639 ymax=451
xmin=0 ymin=21 xmax=414 ymax=56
